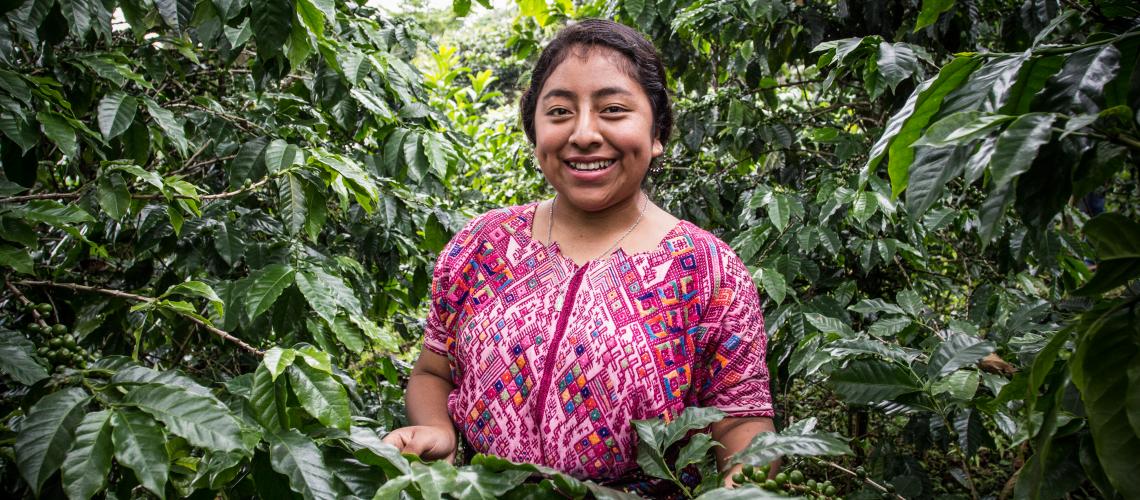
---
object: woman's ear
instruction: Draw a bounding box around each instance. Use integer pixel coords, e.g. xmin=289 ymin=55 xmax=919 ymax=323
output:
xmin=652 ymin=137 xmax=664 ymax=157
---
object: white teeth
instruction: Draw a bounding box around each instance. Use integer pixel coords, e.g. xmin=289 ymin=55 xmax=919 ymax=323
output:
xmin=568 ymin=160 xmax=612 ymax=171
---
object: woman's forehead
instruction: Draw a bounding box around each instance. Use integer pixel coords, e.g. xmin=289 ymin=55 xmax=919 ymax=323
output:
xmin=542 ymin=46 xmax=642 ymax=94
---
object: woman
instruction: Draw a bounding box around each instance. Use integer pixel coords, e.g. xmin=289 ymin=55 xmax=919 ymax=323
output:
xmin=383 ymin=19 xmax=775 ymax=490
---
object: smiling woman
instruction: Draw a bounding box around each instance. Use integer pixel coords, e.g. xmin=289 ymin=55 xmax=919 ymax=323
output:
xmin=383 ymin=19 xmax=776 ymax=494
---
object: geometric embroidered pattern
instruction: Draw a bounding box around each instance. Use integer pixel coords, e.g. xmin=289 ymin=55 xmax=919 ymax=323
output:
xmin=423 ymin=202 xmax=773 ymax=480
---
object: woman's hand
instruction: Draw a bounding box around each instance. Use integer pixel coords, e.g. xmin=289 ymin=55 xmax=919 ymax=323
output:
xmin=382 ymin=425 xmax=458 ymax=462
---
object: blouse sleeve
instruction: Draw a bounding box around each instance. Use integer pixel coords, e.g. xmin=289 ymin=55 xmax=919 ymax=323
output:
xmin=421 ymin=213 xmax=485 ymax=362
xmin=693 ymin=241 xmax=774 ymax=418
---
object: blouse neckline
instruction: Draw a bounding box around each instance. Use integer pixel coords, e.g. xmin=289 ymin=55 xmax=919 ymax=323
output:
xmin=516 ymin=200 xmax=690 ymax=270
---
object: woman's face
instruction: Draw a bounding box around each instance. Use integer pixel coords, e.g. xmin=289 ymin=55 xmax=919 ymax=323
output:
xmin=533 ymin=46 xmax=663 ymax=213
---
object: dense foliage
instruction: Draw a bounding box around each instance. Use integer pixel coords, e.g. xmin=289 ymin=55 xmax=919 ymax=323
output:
xmin=0 ymin=0 xmax=1137 ymax=499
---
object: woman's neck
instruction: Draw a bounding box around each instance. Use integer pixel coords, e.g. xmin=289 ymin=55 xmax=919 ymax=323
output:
xmin=550 ymin=191 xmax=646 ymax=241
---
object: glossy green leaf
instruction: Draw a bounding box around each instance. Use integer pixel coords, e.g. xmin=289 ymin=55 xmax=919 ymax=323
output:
xmin=263 ymin=346 xmax=296 ymax=380
xmin=267 ymin=428 xmax=339 ymax=500
xmin=250 ymin=0 xmax=294 ymax=56
xmin=123 ymin=384 xmax=245 ymax=452
xmin=1037 ymin=44 xmax=1121 ymax=114
xmin=155 ymin=0 xmax=194 ymax=32
xmin=0 ymin=110 xmax=38 ymax=152
xmin=96 ymin=91 xmax=137 ymax=141
xmin=674 ymin=433 xmax=721 ymax=470
xmin=730 ymin=417 xmax=852 ymax=466
xmin=287 ymin=361 xmax=351 ymax=430
xmin=988 ymin=113 xmax=1056 ymax=187
xmin=96 ymin=173 xmax=130 ymax=220
xmin=1071 ymin=307 xmax=1140 ymax=497
xmin=913 ymin=111 xmax=1015 ymax=148
xmin=931 ymin=369 xmax=981 ymax=401
xmin=278 ymin=172 xmax=308 ymax=236
xmin=830 ymin=359 xmax=921 ymax=403
xmin=249 ymin=363 xmax=288 ymax=432
xmin=15 ymin=388 xmax=90 ymax=496
xmin=877 ymin=42 xmax=920 ymax=91
xmin=110 ymin=364 xmax=212 ymax=396
xmin=757 ymin=267 xmax=786 ymax=305
xmin=884 ymin=56 xmax=981 ymax=197
xmin=109 ymin=410 xmax=169 ymax=499
xmin=451 ymin=466 xmax=531 ymax=499
xmin=0 ymin=244 xmax=34 ymax=274
xmin=62 ymin=410 xmax=113 ymax=500
xmin=914 ymin=0 xmax=955 ymax=31
xmin=143 ymin=98 xmax=188 ymax=156
xmin=928 ymin=333 xmax=995 ymax=378
xmin=409 ymin=460 xmax=459 ymax=500
xmin=38 ymin=111 xmax=79 ymax=157
xmin=295 ymin=264 xmax=362 ymax=323
xmin=0 ymin=328 xmax=49 ymax=384
xmin=244 ymin=264 xmax=295 ymax=321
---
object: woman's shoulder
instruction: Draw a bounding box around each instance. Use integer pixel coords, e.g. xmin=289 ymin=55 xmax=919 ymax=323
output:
xmin=670 ymin=220 xmax=752 ymax=287
xmin=442 ymin=203 xmax=539 ymax=253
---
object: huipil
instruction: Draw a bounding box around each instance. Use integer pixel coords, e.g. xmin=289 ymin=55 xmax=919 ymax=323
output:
xmin=422 ymin=203 xmax=773 ymax=479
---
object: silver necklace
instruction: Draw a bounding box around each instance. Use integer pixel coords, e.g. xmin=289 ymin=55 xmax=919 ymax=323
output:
xmin=547 ymin=192 xmax=649 ymax=262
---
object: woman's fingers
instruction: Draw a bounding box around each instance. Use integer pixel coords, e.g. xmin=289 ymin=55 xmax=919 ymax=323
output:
xmin=381 ymin=426 xmax=452 ymax=460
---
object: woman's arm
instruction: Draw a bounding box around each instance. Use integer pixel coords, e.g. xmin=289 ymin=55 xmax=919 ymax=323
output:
xmin=381 ymin=350 xmax=458 ymax=461
xmin=711 ymin=416 xmax=779 ymax=485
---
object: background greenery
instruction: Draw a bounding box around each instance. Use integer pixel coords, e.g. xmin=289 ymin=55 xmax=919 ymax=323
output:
xmin=0 ymin=0 xmax=1137 ymax=498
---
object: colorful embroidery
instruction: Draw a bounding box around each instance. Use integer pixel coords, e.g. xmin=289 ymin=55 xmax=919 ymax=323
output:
xmin=423 ymin=203 xmax=773 ymax=479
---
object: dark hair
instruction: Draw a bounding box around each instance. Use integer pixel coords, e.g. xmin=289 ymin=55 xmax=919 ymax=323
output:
xmin=519 ymin=19 xmax=673 ymax=146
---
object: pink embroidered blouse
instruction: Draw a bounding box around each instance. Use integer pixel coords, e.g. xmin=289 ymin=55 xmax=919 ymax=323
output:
xmin=422 ymin=203 xmax=773 ymax=480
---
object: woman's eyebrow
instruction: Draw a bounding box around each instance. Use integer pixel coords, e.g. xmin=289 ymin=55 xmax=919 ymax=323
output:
xmin=541 ymin=87 xmax=635 ymax=101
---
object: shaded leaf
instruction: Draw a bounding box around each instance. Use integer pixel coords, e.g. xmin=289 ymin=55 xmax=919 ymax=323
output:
xmin=62 ymin=410 xmax=113 ymax=500
xmin=15 ymin=388 xmax=90 ymax=496
xmin=123 ymin=384 xmax=245 ymax=452
xmin=287 ymin=361 xmax=350 ymax=430
xmin=111 ymin=409 xmax=169 ymax=499
xmin=267 ymin=428 xmax=339 ymax=500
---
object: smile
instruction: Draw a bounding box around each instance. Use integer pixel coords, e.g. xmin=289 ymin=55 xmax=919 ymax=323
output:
xmin=566 ymin=160 xmax=615 ymax=172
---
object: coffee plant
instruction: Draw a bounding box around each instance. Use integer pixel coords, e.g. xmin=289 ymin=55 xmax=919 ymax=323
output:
xmin=1 ymin=0 xmax=1137 ymax=498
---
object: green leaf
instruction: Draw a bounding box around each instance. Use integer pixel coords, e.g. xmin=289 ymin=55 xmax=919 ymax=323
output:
xmin=249 ymin=363 xmax=288 ymax=432
xmin=267 ymin=428 xmax=339 ymax=500
xmin=110 ymin=409 xmax=169 ymax=500
xmin=1002 ymin=54 xmax=1065 ymax=115
xmin=451 ymin=466 xmax=531 ymax=499
xmin=905 ymin=145 xmax=967 ymax=218
xmin=214 ymin=221 xmax=246 ymax=266
xmin=0 ymin=110 xmax=38 ymax=153
xmin=757 ymin=267 xmax=786 ymax=306
xmin=517 ymin=0 xmax=548 ymax=24
xmin=730 ymin=417 xmax=852 ymax=467
xmin=244 ymin=264 xmax=295 ymax=321
xmin=766 ymin=193 xmax=791 ymax=231
xmin=927 ymin=333 xmax=995 ymax=378
xmin=453 ymin=0 xmax=471 ymax=16
xmin=988 ymin=113 xmax=1056 ymax=187
xmin=250 ymin=0 xmax=294 ymax=56
xmin=15 ymin=388 xmax=90 ymax=496
xmin=804 ymin=312 xmax=855 ymax=337
xmin=287 ymin=361 xmax=351 ymax=430
xmin=143 ymin=99 xmax=188 ymax=156
xmin=278 ymin=172 xmax=308 ymax=236
xmin=913 ymin=111 xmax=1015 ymax=148
xmin=824 ymin=338 xmax=919 ymax=363
xmin=0 ymin=328 xmax=49 ymax=384
xmin=884 ymin=56 xmax=981 ymax=197
xmin=914 ymin=0 xmax=955 ymax=31
xmin=347 ymin=426 xmax=411 ymax=476
xmin=61 ymin=410 xmax=113 ymax=500
xmin=264 ymin=139 xmax=300 ymax=173
xmin=17 ymin=199 xmax=94 ymax=226
xmin=96 ymin=173 xmax=130 ymax=220
xmin=674 ymin=433 xmax=721 ymax=470
xmin=38 ymin=111 xmax=79 ymax=157
xmin=0 ymin=244 xmax=34 ymax=274
xmin=295 ymin=264 xmax=362 ymax=323
xmin=830 ymin=359 xmax=921 ymax=403
xmin=1071 ymin=307 xmax=1140 ymax=497
xmin=97 ymin=91 xmax=137 ymax=141
xmin=1083 ymin=213 xmax=1140 ymax=261
xmin=877 ymin=42 xmax=920 ymax=91
xmin=155 ymin=0 xmax=194 ymax=32
xmin=110 ymin=364 xmax=212 ymax=396
xmin=349 ymin=88 xmax=394 ymax=121
xmin=1037 ymin=44 xmax=1121 ymax=115
xmin=123 ymin=384 xmax=246 ymax=452
xmin=409 ymin=460 xmax=459 ymax=500
xmin=328 ymin=315 xmax=367 ymax=353
xmin=931 ymin=369 xmax=981 ymax=401
xmin=263 ymin=346 xmax=297 ymax=380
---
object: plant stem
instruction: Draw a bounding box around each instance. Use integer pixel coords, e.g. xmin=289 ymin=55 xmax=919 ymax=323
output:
xmin=12 ymin=280 xmax=263 ymax=356
xmin=811 ymin=458 xmax=905 ymax=499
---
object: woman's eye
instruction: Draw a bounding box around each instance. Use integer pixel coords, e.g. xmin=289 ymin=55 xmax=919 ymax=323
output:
xmin=548 ymin=108 xmax=570 ymax=116
xmin=602 ymin=105 xmax=628 ymax=113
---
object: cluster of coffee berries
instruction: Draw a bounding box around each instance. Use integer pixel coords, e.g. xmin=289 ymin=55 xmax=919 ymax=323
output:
xmin=22 ymin=304 xmax=91 ymax=371
xmin=732 ymin=464 xmax=840 ymax=499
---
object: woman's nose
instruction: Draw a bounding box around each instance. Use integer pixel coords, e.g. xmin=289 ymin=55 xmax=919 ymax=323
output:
xmin=568 ymin=111 xmax=602 ymax=148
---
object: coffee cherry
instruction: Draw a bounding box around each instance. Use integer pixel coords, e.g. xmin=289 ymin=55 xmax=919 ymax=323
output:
xmin=732 ymin=472 xmax=746 ymax=484
xmin=790 ymin=470 xmax=804 ymax=484
xmin=52 ymin=324 xmax=67 ymax=335
xmin=37 ymin=346 xmax=50 ymax=357
xmin=64 ymin=335 xmax=77 ymax=349
xmin=855 ymin=466 xmax=867 ymax=479
xmin=36 ymin=303 xmax=52 ymax=314
xmin=774 ymin=472 xmax=788 ymax=486
xmin=762 ymin=479 xmax=778 ymax=490
xmin=49 ymin=337 xmax=63 ymax=348
xmin=825 ymin=485 xmax=837 ymax=496
xmin=742 ymin=464 xmax=754 ymax=477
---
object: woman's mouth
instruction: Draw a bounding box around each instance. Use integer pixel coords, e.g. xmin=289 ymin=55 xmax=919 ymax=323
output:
xmin=566 ymin=160 xmax=615 ymax=172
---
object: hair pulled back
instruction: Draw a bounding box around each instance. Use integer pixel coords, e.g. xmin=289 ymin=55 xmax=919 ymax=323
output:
xmin=519 ymin=19 xmax=673 ymax=146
